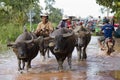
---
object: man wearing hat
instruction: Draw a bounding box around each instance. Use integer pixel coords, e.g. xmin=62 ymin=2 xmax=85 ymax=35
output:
xmin=57 ymin=15 xmax=68 ymax=29
xmin=34 ymin=13 xmax=54 ymax=37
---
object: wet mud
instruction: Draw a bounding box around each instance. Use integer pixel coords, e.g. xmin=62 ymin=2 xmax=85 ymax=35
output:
xmin=0 ymin=36 xmax=120 ymax=80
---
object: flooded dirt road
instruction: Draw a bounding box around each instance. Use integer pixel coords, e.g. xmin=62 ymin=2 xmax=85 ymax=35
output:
xmin=0 ymin=36 xmax=120 ymax=80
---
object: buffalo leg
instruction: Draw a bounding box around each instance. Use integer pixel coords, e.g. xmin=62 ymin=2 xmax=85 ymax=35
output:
xmin=47 ymin=48 xmax=50 ymax=58
xmin=40 ymin=51 xmax=46 ymax=61
xmin=56 ymin=56 xmax=65 ymax=71
xmin=18 ymin=60 xmax=22 ymax=71
xmin=83 ymin=47 xmax=87 ymax=60
xmin=22 ymin=60 xmax=25 ymax=70
xmin=67 ymin=54 xmax=72 ymax=69
xmin=58 ymin=60 xmax=63 ymax=70
xmin=77 ymin=47 xmax=82 ymax=61
xmin=27 ymin=60 xmax=31 ymax=70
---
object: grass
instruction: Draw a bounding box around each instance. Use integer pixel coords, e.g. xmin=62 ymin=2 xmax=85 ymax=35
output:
xmin=0 ymin=22 xmax=58 ymax=51
xmin=0 ymin=24 xmax=22 ymax=51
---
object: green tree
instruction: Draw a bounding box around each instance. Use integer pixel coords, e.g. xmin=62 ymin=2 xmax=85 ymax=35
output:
xmin=44 ymin=0 xmax=63 ymax=27
xmin=96 ymin=0 xmax=120 ymax=12
xmin=0 ymin=0 xmax=41 ymax=44
xmin=96 ymin=0 xmax=120 ymax=23
xmin=0 ymin=0 xmax=40 ymax=26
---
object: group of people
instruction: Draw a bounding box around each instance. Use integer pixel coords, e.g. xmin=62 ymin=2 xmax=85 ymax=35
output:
xmin=34 ymin=13 xmax=115 ymax=52
xmin=34 ymin=13 xmax=75 ymax=37
xmin=56 ymin=15 xmax=79 ymax=29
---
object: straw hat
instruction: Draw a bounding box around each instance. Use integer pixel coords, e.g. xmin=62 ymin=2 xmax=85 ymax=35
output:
xmin=62 ymin=15 xmax=69 ymax=20
xmin=40 ymin=13 xmax=48 ymax=17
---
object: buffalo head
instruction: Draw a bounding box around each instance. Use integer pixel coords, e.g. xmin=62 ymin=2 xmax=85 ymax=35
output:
xmin=50 ymin=28 xmax=74 ymax=53
xmin=7 ymin=37 xmax=35 ymax=59
xmin=75 ymin=31 xmax=90 ymax=47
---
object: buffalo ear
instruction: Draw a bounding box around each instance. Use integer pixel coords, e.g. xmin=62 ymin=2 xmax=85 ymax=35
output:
xmin=27 ymin=43 xmax=35 ymax=49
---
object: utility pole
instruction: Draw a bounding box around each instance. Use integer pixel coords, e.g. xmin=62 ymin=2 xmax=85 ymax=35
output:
xmin=27 ymin=10 xmax=35 ymax=31
xmin=106 ymin=7 xmax=110 ymax=18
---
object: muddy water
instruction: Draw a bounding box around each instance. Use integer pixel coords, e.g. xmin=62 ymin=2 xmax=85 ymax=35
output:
xmin=0 ymin=36 xmax=120 ymax=80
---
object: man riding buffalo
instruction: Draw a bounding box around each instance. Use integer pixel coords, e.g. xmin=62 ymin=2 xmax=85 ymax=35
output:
xmin=34 ymin=13 xmax=54 ymax=37
xmin=34 ymin=13 xmax=54 ymax=59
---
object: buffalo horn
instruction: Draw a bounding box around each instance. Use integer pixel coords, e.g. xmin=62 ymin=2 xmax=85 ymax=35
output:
xmin=33 ymin=36 xmax=43 ymax=42
xmin=62 ymin=31 xmax=74 ymax=37
xmin=7 ymin=43 xmax=16 ymax=47
xmin=44 ymin=37 xmax=51 ymax=40
xmin=24 ymin=34 xmax=34 ymax=43
xmin=49 ymin=33 xmax=55 ymax=38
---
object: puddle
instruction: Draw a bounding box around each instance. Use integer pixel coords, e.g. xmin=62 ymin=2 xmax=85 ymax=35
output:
xmin=0 ymin=36 xmax=120 ymax=80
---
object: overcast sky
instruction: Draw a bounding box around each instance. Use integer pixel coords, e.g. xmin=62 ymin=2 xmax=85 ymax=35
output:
xmin=40 ymin=0 xmax=114 ymax=18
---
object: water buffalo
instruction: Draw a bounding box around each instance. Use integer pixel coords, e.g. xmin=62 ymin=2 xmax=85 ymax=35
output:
xmin=75 ymin=30 xmax=91 ymax=61
xmin=7 ymin=29 xmax=40 ymax=71
xmin=34 ymin=36 xmax=51 ymax=61
xmin=74 ymin=26 xmax=91 ymax=61
xmin=35 ymin=29 xmax=52 ymax=60
xmin=49 ymin=28 xmax=76 ymax=70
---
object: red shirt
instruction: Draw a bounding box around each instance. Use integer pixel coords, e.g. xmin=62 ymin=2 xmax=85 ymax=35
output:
xmin=67 ymin=20 xmax=72 ymax=28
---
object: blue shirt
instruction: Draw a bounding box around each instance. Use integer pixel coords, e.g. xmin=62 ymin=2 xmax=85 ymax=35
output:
xmin=101 ymin=23 xmax=114 ymax=38
xmin=57 ymin=20 xmax=67 ymax=28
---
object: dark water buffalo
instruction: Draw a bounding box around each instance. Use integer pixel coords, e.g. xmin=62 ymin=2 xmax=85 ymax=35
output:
xmin=35 ymin=29 xmax=52 ymax=60
xmin=35 ymin=36 xmax=51 ymax=61
xmin=49 ymin=28 xmax=76 ymax=70
xmin=7 ymin=29 xmax=40 ymax=71
xmin=74 ymin=26 xmax=91 ymax=61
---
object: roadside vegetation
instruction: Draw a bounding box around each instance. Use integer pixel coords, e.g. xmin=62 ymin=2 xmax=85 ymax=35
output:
xmin=0 ymin=0 xmax=62 ymax=51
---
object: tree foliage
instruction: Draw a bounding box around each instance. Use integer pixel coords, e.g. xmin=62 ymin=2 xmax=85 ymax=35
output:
xmin=0 ymin=0 xmax=41 ymax=44
xmin=96 ymin=0 xmax=120 ymax=14
xmin=96 ymin=0 xmax=120 ymax=23
xmin=0 ymin=0 xmax=40 ymax=26
xmin=0 ymin=0 xmax=63 ymax=45
xmin=44 ymin=0 xmax=62 ymax=25
xmin=96 ymin=0 xmax=114 ymax=8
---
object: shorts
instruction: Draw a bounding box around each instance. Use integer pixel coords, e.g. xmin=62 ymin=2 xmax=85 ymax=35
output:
xmin=98 ymin=36 xmax=105 ymax=42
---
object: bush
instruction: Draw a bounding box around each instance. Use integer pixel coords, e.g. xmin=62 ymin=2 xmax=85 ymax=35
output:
xmin=0 ymin=22 xmax=58 ymax=51
xmin=0 ymin=24 xmax=22 ymax=43
xmin=0 ymin=24 xmax=23 ymax=51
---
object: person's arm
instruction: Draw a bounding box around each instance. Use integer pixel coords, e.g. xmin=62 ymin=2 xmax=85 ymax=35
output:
xmin=100 ymin=26 xmax=105 ymax=34
xmin=34 ymin=23 xmax=41 ymax=34
xmin=48 ymin=22 xmax=54 ymax=32
xmin=101 ymin=25 xmax=105 ymax=31
xmin=56 ymin=21 xmax=62 ymax=29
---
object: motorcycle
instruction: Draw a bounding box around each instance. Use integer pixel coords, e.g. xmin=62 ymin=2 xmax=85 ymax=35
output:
xmin=105 ymin=37 xmax=115 ymax=55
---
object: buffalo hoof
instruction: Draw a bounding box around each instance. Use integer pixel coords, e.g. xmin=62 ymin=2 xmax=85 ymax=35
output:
xmin=58 ymin=66 xmax=63 ymax=71
xmin=107 ymin=51 xmax=111 ymax=55
xmin=48 ymin=56 xmax=51 ymax=58
xmin=29 ymin=65 xmax=31 ymax=68
xmin=20 ymin=70 xmax=23 ymax=74
xmin=18 ymin=68 xmax=23 ymax=71
xmin=59 ymin=69 xmax=64 ymax=72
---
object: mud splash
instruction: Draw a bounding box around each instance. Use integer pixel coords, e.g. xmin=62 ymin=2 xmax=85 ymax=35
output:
xmin=0 ymin=36 xmax=120 ymax=80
